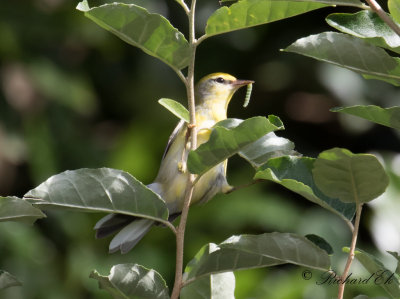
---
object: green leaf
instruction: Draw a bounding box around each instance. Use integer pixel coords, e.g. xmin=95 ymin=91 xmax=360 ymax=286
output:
xmin=0 ymin=270 xmax=22 ymax=290
xmin=305 ymin=234 xmax=334 ymax=255
xmin=205 ymin=0 xmax=329 ymax=38
xmin=90 ymin=264 xmax=170 ymax=299
xmin=254 ymin=156 xmax=355 ymax=221
xmin=326 ymin=11 xmax=400 ymax=54
xmin=183 ymin=233 xmax=331 ymax=283
xmin=284 ymin=32 xmax=400 ymax=86
xmin=181 ymin=273 xmax=235 ymax=299
xmin=0 ymin=196 xmax=46 ymax=225
xmin=23 ymin=168 xmax=169 ymax=222
xmin=239 ymin=132 xmax=296 ymax=168
xmin=158 ymin=98 xmax=189 ymax=122
xmin=389 ymin=0 xmax=400 ymax=24
xmin=182 ymin=245 xmax=235 ymax=299
xmin=388 ymin=251 xmax=400 ymax=275
xmin=188 ymin=116 xmax=284 ymax=175
xmin=331 ymin=105 xmax=400 ymax=130
xmin=76 ymin=1 xmax=190 ymax=71
xmin=352 ymin=248 xmax=400 ymax=298
xmin=313 ymin=148 xmax=389 ymax=204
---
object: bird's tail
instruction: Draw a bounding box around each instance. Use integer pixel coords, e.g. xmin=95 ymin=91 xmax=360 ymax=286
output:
xmin=94 ymin=214 xmax=154 ymax=254
xmin=94 ymin=182 xmax=162 ymax=254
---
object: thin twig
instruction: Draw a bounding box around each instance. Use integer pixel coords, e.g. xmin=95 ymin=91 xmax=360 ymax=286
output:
xmin=364 ymin=0 xmax=400 ymax=37
xmin=175 ymin=0 xmax=190 ymax=14
xmin=337 ymin=203 xmax=363 ymax=299
xmin=195 ymin=34 xmax=208 ymax=46
xmin=170 ymin=0 xmax=198 ymax=297
xmin=175 ymin=69 xmax=187 ymax=85
xmin=160 ymin=219 xmax=178 ymax=234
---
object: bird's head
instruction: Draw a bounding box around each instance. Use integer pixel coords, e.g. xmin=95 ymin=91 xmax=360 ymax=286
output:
xmin=195 ymin=73 xmax=254 ymax=108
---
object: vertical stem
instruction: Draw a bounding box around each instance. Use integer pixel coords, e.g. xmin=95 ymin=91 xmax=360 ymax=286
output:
xmin=337 ymin=204 xmax=363 ymax=299
xmin=170 ymin=0 xmax=197 ymax=298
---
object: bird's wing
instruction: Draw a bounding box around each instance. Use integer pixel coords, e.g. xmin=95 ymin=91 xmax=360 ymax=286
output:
xmin=162 ymin=119 xmax=186 ymax=160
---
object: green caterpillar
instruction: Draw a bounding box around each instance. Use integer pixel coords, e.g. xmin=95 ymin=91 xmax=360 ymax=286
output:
xmin=243 ymin=83 xmax=252 ymax=108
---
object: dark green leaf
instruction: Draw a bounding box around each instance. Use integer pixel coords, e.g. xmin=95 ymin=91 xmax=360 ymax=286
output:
xmin=326 ymin=11 xmax=400 ymax=54
xmin=205 ymin=0 xmax=329 ymax=38
xmin=313 ymin=148 xmax=389 ymax=203
xmin=331 ymin=105 xmax=400 ymax=130
xmin=254 ymin=156 xmax=355 ymax=221
xmin=0 ymin=196 xmax=46 ymax=225
xmin=188 ymin=116 xmax=284 ymax=175
xmin=76 ymin=1 xmax=190 ymax=71
xmin=352 ymin=248 xmax=400 ymax=298
xmin=24 ymin=168 xmax=169 ymax=223
xmin=284 ymin=32 xmax=400 ymax=86
xmin=0 ymin=270 xmax=22 ymax=290
xmin=158 ymin=98 xmax=189 ymax=122
xmin=183 ymin=233 xmax=330 ymax=283
xmin=305 ymin=234 xmax=334 ymax=255
xmin=90 ymin=264 xmax=170 ymax=299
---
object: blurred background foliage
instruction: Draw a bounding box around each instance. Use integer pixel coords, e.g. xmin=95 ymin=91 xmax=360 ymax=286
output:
xmin=1 ymin=0 xmax=400 ymax=298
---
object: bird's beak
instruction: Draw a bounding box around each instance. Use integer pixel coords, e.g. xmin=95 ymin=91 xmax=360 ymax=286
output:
xmin=232 ymin=79 xmax=254 ymax=88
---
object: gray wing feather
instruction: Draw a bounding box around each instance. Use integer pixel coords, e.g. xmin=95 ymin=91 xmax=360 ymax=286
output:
xmin=162 ymin=119 xmax=186 ymax=160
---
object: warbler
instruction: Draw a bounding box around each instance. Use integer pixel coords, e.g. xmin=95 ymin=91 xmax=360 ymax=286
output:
xmin=94 ymin=73 xmax=254 ymax=253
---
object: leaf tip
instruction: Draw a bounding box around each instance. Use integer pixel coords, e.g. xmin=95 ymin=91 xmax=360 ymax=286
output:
xmin=330 ymin=106 xmax=343 ymax=112
xmin=76 ymin=0 xmax=89 ymax=12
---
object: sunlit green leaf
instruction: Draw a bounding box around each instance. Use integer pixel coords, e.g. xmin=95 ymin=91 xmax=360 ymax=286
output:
xmin=351 ymin=248 xmax=400 ymax=298
xmin=0 ymin=270 xmax=22 ymax=290
xmin=183 ymin=233 xmax=331 ymax=283
xmin=76 ymin=1 xmax=190 ymax=71
xmin=182 ymin=245 xmax=235 ymax=299
xmin=331 ymin=105 xmax=400 ymax=130
xmin=389 ymin=0 xmax=400 ymax=24
xmin=205 ymin=0 xmax=329 ymax=38
xmin=23 ymin=168 xmax=169 ymax=222
xmin=254 ymin=156 xmax=355 ymax=221
xmin=313 ymin=148 xmax=389 ymax=203
xmin=187 ymin=116 xmax=284 ymax=175
xmin=90 ymin=264 xmax=170 ymax=299
xmin=284 ymin=32 xmax=400 ymax=86
xmin=0 ymin=196 xmax=46 ymax=225
xmin=158 ymin=98 xmax=189 ymax=122
xmin=326 ymin=11 xmax=400 ymax=54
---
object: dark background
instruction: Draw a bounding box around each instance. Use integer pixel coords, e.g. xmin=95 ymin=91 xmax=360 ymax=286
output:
xmin=1 ymin=0 xmax=400 ymax=298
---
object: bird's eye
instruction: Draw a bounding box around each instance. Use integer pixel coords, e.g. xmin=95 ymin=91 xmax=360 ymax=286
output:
xmin=215 ymin=77 xmax=225 ymax=84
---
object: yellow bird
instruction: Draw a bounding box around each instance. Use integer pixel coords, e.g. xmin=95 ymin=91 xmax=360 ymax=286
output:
xmin=95 ymin=73 xmax=254 ymax=253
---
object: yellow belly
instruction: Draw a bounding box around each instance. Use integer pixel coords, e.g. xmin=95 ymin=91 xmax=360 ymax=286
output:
xmin=152 ymin=123 xmax=229 ymax=213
